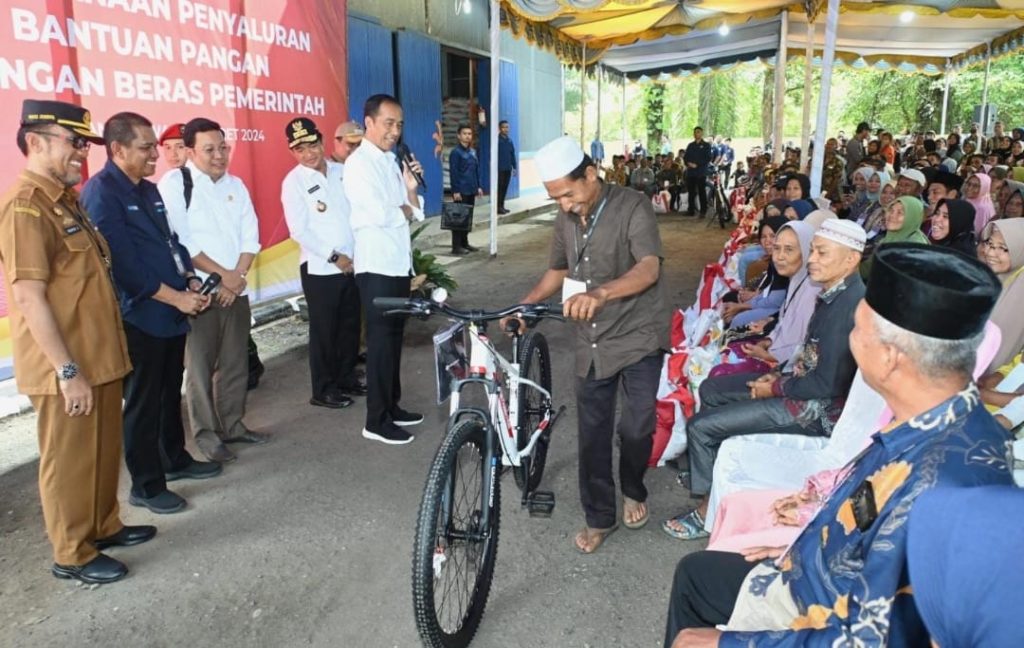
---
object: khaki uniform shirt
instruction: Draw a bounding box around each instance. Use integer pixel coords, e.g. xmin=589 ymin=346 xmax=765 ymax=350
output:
xmin=549 ymin=183 xmax=669 ymax=380
xmin=0 ymin=170 xmax=131 ymax=395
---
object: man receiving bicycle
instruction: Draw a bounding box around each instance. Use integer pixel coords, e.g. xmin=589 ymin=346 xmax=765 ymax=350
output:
xmin=506 ymin=136 xmax=668 ymax=554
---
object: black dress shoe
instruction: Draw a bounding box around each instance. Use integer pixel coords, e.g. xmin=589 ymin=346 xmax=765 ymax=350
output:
xmin=166 ymin=459 xmax=222 ymax=481
xmin=339 ymin=382 xmax=368 ymax=397
xmin=52 ymin=553 xmax=128 ymax=584
xmin=310 ymin=393 xmax=354 ymax=409
xmin=94 ymin=525 xmax=157 ymax=550
xmin=498 ymin=208 xmax=510 ymax=215
xmin=450 ymin=247 xmax=469 ymax=256
xmin=464 ymin=244 xmax=480 ymax=252
xmin=224 ymin=430 xmax=271 ymax=445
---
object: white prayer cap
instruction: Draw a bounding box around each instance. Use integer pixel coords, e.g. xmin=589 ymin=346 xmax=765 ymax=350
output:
xmin=535 ymin=135 xmax=586 ymax=182
xmin=815 ymin=218 xmax=867 ymax=252
xmin=900 ymin=168 xmax=927 ymax=188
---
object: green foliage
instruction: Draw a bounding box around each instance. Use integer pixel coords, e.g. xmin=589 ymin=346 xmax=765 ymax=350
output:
xmin=410 ymin=223 xmax=458 ymax=295
xmin=642 ymin=83 xmax=666 ymax=151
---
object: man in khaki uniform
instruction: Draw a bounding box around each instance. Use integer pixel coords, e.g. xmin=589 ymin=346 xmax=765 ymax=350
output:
xmin=0 ymin=100 xmax=155 ymax=585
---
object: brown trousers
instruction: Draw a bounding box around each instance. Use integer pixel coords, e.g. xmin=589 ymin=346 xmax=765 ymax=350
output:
xmin=30 ymin=380 xmax=124 ymax=566
xmin=185 ymin=296 xmax=251 ymax=442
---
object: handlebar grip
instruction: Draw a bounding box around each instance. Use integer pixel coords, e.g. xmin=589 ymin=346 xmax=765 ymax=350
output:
xmin=373 ymin=297 xmax=417 ymax=311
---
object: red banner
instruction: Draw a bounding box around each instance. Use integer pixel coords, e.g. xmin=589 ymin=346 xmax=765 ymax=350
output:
xmin=0 ymin=0 xmax=348 ymax=378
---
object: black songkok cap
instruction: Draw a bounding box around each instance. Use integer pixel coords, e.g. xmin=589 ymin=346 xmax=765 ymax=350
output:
xmin=285 ymin=117 xmax=321 ymax=149
xmin=866 ymin=243 xmax=1001 ymax=340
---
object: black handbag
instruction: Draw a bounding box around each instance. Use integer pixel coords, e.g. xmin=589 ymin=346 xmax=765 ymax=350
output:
xmin=440 ymin=201 xmax=474 ymax=232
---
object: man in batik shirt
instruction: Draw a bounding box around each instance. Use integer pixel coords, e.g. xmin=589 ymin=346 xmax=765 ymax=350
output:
xmin=664 ymin=243 xmax=1012 ymax=648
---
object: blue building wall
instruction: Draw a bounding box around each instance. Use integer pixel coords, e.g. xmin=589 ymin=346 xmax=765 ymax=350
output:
xmin=347 ymin=15 xmax=395 ymax=122
xmin=395 ymin=30 xmax=444 ymax=216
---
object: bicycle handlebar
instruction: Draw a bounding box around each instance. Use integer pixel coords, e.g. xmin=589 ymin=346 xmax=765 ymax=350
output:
xmin=372 ymin=296 xmax=565 ymax=324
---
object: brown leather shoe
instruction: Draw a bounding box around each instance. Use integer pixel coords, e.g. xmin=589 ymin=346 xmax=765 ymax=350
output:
xmin=197 ymin=438 xmax=236 ymax=463
xmin=224 ymin=430 xmax=271 ymax=445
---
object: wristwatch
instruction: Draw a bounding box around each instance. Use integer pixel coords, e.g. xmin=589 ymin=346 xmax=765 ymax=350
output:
xmin=186 ymin=276 xmax=203 ymax=290
xmin=57 ymin=361 xmax=79 ymax=381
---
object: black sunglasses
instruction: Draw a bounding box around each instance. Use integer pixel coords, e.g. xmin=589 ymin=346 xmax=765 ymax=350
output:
xmin=36 ymin=130 xmax=91 ymax=150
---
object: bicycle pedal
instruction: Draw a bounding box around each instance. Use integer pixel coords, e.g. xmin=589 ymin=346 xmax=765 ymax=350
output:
xmin=526 ymin=490 xmax=555 ymax=518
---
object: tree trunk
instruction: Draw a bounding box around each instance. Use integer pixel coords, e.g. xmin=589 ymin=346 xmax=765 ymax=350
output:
xmin=761 ymin=69 xmax=774 ymax=144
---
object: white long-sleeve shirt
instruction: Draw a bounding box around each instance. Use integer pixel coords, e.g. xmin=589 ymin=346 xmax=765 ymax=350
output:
xmin=158 ymin=161 xmax=261 ymax=293
xmin=280 ymin=160 xmax=354 ymax=276
xmin=342 ymin=139 xmax=424 ymax=277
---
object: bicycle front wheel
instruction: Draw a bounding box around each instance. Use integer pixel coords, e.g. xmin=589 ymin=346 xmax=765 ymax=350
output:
xmin=412 ymin=418 xmax=501 ymax=648
xmin=513 ymin=332 xmax=553 ymax=493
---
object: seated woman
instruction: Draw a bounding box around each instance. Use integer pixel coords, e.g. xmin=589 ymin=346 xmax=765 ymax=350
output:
xmin=979 ymin=347 xmax=1024 ymax=416
xmin=710 ymin=221 xmax=821 ymax=378
xmin=783 ymin=173 xmax=811 ymax=202
xmin=859 ymin=178 xmax=896 ymax=258
xmin=783 ymin=199 xmax=814 ymax=221
xmin=861 ymin=195 xmax=928 ymax=278
xmin=998 ymin=180 xmax=1024 ymax=218
xmin=721 ymin=216 xmax=790 ymax=329
xmin=845 ymin=167 xmax=877 ymax=223
xmin=964 ymin=172 xmax=997 ymax=234
xmin=928 ymin=198 xmax=977 ymax=257
xmin=980 ymin=219 xmax=1024 ymax=370
xmin=735 ymin=201 xmax=788 ymax=282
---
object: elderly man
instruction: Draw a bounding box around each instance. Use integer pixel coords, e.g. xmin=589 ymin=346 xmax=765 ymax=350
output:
xmin=0 ymin=100 xmax=138 ymax=583
xmin=896 ymin=168 xmax=926 ymax=199
xmin=665 ymin=220 xmax=868 ymax=540
xmin=506 ymin=136 xmax=667 ymax=553
xmin=664 ymin=243 xmax=1010 ymax=648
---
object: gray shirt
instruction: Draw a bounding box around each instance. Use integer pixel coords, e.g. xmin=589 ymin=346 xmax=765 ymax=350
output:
xmin=549 ymin=183 xmax=669 ymax=379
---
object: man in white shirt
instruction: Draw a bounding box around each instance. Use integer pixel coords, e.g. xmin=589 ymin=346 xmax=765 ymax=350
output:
xmin=158 ymin=118 xmax=268 ymax=463
xmin=343 ymin=94 xmax=425 ymax=445
xmin=280 ymin=117 xmax=364 ymax=410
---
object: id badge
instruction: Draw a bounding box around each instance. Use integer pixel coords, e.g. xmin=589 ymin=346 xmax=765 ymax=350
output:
xmin=562 ymin=277 xmax=587 ymax=303
xmin=170 ymin=246 xmax=187 ymax=277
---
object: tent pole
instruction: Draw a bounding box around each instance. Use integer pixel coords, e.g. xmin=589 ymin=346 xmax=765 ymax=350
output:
xmin=809 ymin=0 xmax=839 ymax=198
xmin=981 ymin=42 xmax=992 ymax=135
xmin=940 ymin=64 xmax=950 ymax=135
xmin=773 ymin=10 xmax=789 ymax=164
xmin=580 ymin=43 xmax=587 ymax=147
xmin=800 ymin=19 xmax=815 ymax=171
xmin=596 ymin=62 xmax=602 ymax=142
xmin=560 ymin=63 xmax=566 ymax=136
xmin=489 ymin=0 xmax=500 ymax=256
xmin=621 ymin=74 xmax=627 ymax=155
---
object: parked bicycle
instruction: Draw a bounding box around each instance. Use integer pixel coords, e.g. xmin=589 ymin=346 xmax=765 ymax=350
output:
xmin=374 ymin=293 xmax=566 ymax=648
xmin=705 ymin=169 xmax=731 ymax=230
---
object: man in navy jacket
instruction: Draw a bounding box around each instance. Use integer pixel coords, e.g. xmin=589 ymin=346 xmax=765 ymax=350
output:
xmin=497 ymin=120 xmax=517 ymax=214
xmin=82 ymin=112 xmax=220 ymax=516
xmin=448 ymin=124 xmax=482 ymax=254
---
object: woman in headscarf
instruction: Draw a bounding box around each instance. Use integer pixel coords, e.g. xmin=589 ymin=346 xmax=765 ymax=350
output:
xmin=980 ymin=218 xmax=1024 ymax=370
xmin=928 ymin=198 xmax=977 ymax=257
xmin=736 ymin=201 xmax=790 ymax=283
xmin=946 ymin=132 xmax=963 ymax=163
xmin=861 ymin=195 xmax=928 ymax=278
xmin=783 ymin=199 xmax=814 ymax=221
xmin=858 ymin=176 xmax=896 ymax=257
xmin=908 ymin=487 xmax=1024 ymax=648
xmin=997 ymin=179 xmax=1024 ymax=218
xmin=847 ymin=167 xmax=878 ymax=223
xmin=722 ymin=216 xmax=791 ymax=329
xmin=710 ymin=221 xmax=821 ymax=377
xmin=964 ymin=173 xmax=997 ymax=234
xmin=1003 ymin=185 xmax=1024 ymax=219
xmin=783 ymin=173 xmax=811 ymax=202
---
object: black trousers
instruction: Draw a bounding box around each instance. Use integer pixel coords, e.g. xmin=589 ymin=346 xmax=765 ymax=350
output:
xmin=450 ymin=194 xmax=473 ymax=250
xmin=301 ymin=263 xmax=361 ymax=399
xmin=664 ymin=550 xmax=754 ymax=647
xmin=685 ymin=174 xmax=707 ymax=215
xmin=687 ymin=373 xmax=826 ymax=495
xmin=576 ymin=353 xmax=661 ymax=529
xmin=497 ymin=170 xmax=512 ymax=210
xmin=356 ymin=272 xmax=409 ymax=431
xmin=669 ymin=185 xmax=684 ymax=211
xmin=122 ymin=323 xmax=193 ymax=498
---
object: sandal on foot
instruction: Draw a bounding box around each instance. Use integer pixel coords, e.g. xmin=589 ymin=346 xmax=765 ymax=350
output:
xmin=574 ymin=524 xmax=619 ymax=554
xmin=662 ymin=509 xmax=709 ymax=540
xmin=623 ymin=497 xmax=649 ymax=530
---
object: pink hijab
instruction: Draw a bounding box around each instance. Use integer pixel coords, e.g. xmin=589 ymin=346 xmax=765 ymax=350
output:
xmin=968 ymin=173 xmax=997 ymax=235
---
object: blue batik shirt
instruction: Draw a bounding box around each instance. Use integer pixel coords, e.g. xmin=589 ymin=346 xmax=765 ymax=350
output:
xmin=721 ymin=385 xmax=1014 ymax=647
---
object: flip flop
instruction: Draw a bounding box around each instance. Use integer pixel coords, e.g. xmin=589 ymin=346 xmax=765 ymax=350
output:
xmin=574 ymin=524 xmax=619 ymax=554
xmin=622 ymin=497 xmax=649 ymax=530
xmin=662 ymin=508 xmax=709 ymax=541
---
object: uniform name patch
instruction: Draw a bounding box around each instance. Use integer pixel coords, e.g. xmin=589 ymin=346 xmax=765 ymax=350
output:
xmin=64 ymin=225 xmax=83 ymax=235
xmin=307 ymin=184 xmax=320 ymax=194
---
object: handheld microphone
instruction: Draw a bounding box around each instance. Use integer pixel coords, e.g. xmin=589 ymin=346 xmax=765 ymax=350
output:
xmin=199 ymin=272 xmax=222 ymax=296
xmin=397 ymin=140 xmax=426 ymax=190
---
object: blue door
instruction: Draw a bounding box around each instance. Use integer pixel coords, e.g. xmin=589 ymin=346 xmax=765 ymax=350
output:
xmin=347 ymin=16 xmax=394 ymax=123
xmin=395 ymin=31 xmax=443 ymax=216
xmin=477 ymin=59 xmax=519 ymax=200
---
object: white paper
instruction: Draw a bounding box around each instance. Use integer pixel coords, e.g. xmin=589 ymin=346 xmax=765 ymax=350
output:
xmin=561 ymin=277 xmax=587 ymax=303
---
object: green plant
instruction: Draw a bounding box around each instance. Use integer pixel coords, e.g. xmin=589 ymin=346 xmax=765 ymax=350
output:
xmin=410 ymin=223 xmax=458 ymax=296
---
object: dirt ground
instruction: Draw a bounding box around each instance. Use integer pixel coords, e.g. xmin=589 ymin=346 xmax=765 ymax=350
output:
xmin=0 ymin=211 xmax=730 ymax=648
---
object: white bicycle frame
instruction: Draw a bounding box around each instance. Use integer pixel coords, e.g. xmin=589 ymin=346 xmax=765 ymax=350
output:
xmin=448 ymin=322 xmax=553 ymax=467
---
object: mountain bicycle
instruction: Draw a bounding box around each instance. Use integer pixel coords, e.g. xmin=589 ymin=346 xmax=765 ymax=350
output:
xmin=374 ymin=294 xmax=566 ymax=648
xmin=705 ymin=169 xmax=731 ymax=230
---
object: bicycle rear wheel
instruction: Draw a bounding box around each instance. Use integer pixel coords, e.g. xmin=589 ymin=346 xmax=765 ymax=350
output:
xmin=513 ymin=332 xmax=553 ymax=493
xmin=413 ymin=418 xmax=500 ymax=648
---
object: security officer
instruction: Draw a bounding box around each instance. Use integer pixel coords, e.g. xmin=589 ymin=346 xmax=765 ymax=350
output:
xmin=0 ymin=100 xmax=147 ymax=584
xmin=448 ymin=123 xmax=481 ymax=255
xmin=280 ymin=117 xmax=364 ymax=409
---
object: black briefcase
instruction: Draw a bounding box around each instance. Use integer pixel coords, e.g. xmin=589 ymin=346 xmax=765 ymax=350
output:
xmin=440 ymin=201 xmax=474 ymax=232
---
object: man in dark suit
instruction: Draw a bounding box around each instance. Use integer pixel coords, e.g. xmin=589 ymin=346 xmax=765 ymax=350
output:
xmin=497 ymin=120 xmax=517 ymax=214
xmin=683 ymin=127 xmax=713 ymax=217
xmin=83 ymin=112 xmax=221 ymax=516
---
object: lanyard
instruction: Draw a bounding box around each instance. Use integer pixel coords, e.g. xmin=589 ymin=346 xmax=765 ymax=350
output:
xmin=779 ymin=274 xmax=809 ymax=319
xmin=572 ymin=195 xmax=610 ymax=276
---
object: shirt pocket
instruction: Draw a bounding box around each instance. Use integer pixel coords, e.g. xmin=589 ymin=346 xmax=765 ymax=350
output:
xmin=62 ymin=230 xmax=93 ymax=253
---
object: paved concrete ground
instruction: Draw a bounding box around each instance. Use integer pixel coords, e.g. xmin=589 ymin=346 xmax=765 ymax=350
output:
xmin=0 ymin=211 xmax=730 ymax=648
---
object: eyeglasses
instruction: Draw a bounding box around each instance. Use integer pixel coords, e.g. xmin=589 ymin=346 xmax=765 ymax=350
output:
xmin=983 ymin=239 xmax=1010 ymax=254
xmin=35 ymin=131 xmax=90 ymax=150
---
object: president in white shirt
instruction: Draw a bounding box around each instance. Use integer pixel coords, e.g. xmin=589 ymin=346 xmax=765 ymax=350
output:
xmin=343 ymin=94 xmax=425 ymax=445
xmin=159 ymin=117 xmax=268 ymax=463
xmin=281 ymin=117 xmax=364 ymax=410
